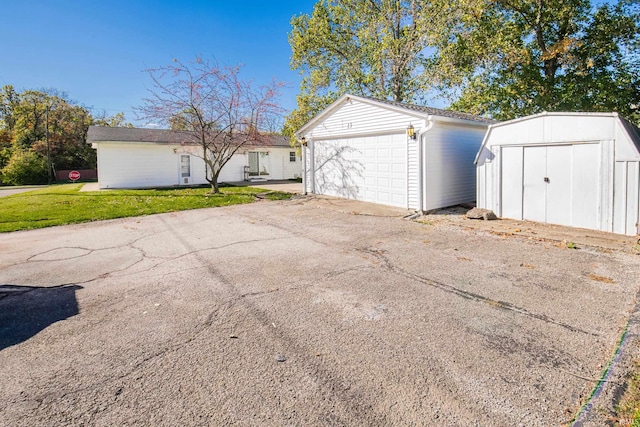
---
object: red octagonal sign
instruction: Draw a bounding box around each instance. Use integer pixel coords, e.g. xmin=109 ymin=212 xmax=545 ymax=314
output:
xmin=68 ymin=170 xmax=81 ymax=181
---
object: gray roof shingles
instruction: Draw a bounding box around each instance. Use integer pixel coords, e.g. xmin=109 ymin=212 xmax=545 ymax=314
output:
xmin=369 ymin=97 xmax=497 ymax=124
xmin=87 ymin=126 xmax=291 ymax=147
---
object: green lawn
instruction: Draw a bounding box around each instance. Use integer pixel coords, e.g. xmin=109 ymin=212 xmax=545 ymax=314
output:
xmin=615 ymin=359 xmax=640 ymax=426
xmin=0 ymin=184 xmax=291 ymax=233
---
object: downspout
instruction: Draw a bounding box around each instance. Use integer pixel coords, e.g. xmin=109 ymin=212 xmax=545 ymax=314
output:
xmin=417 ymin=117 xmax=434 ymax=212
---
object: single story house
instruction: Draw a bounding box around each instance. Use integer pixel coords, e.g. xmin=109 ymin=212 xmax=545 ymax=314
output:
xmin=475 ymin=112 xmax=640 ymax=236
xmin=87 ymin=126 xmax=301 ymax=189
xmin=295 ymin=94 xmax=494 ymax=211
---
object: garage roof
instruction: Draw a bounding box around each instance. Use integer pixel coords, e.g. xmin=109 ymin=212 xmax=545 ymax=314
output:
xmin=87 ymin=126 xmax=291 ymax=147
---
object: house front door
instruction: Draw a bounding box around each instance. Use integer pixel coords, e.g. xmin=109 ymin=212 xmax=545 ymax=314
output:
xmin=180 ymin=155 xmax=191 ymax=185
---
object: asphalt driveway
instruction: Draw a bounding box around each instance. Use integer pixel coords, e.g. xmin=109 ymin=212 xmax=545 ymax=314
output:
xmin=1 ymin=196 xmax=639 ymax=426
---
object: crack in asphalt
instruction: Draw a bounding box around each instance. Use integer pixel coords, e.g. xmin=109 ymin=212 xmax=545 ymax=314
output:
xmin=150 ymin=216 xmax=392 ymax=425
xmin=24 ymin=235 xmax=151 ymax=263
xmin=22 ymin=303 xmax=228 ymax=421
xmin=360 ymin=248 xmax=598 ymax=337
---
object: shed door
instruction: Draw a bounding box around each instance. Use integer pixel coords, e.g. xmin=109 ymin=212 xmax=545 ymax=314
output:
xmin=510 ymin=143 xmax=600 ymax=229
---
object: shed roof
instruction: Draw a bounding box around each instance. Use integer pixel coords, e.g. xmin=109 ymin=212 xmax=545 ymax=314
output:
xmin=87 ymin=126 xmax=291 ymax=147
xmin=295 ymin=94 xmax=495 ymax=137
xmin=475 ymin=111 xmax=640 ymax=163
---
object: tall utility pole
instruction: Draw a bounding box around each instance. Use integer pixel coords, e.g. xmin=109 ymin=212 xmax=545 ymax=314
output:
xmin=46 ymin=105 xmax=51 ymax=185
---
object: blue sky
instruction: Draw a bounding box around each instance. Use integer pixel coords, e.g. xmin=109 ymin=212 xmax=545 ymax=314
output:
xmin=1 ymin=1 xmax=618 ymax=127
xmin=0 ymin=1 xmax=317 ymax=126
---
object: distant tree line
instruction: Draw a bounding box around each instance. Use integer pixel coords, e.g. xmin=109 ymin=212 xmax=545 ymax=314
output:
xmin=0 ymin=85 xmax=131 ymax=185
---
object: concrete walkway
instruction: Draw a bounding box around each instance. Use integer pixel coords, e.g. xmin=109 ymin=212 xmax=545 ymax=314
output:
xmin=79 ymin=182 xmax=100 ymax=192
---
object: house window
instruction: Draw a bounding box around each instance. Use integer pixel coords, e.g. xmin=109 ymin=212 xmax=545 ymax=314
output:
xmin=289 ymin=151 xmax=296 ymax=162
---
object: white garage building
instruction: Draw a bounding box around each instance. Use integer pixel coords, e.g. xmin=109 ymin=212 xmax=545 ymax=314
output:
xmin=296 ymin=94 xmax=493 ymax=211
xmin=476 ymin=112 xmax=640 ymax=236
xmin=87 ymin=126 xmax=301 ymax=189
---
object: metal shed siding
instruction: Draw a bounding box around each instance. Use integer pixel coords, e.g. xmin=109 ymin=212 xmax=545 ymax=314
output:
xmin=477 ymin=113 xmax=640 ymax=236
xmin=424 ymin=123 xmax=485 ymax=210
xmin=613 ymin=161 xmax=640 ymax=235
xmin=484 ymin=114 xmax=616 ymax=147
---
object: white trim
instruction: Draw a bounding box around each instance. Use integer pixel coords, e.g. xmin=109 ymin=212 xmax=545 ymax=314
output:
xmin=295 ymin=93 xmax=492 ymax=138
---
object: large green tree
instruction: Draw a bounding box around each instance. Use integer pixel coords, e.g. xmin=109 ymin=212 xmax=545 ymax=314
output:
xmin=430 ymin=0 xmax=640 ymax=121
xmin=284 ymin=0 xmax=436 ymax=138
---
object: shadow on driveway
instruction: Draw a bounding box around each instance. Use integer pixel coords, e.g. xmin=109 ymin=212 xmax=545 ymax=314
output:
xmin=0 ymin=284 xmax=82 ymax=350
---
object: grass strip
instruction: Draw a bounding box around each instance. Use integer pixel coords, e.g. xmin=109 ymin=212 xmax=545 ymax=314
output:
xmin=0 ymin=184 xmax=291 ymax=233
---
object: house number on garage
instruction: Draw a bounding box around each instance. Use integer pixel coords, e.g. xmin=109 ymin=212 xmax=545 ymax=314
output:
xmin=342 ymin=122 xmax=353 ymax=129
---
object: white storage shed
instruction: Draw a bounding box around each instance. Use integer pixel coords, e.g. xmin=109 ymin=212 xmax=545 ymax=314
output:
xmin=295 ymin=94 xmax=493 ymax=211
xmin=476 ymin=112 xmax=640 ymax=236
xmin=87 ymin=127 xmax=301 ymax=189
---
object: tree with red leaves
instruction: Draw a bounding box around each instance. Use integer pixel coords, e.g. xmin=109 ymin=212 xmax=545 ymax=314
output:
xmin=138 ymin=57 xmax=285 ymax=193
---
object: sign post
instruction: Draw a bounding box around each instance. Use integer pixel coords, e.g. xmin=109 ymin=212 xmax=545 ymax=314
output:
xmin=68 ymin=170 xmax=81 ymax=182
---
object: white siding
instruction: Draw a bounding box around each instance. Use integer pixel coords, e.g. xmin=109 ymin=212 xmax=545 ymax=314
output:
xmin=407 ymin=138 xmax=419 ymax=210
xmin=300 ymin=95 xmax=491 ymax=211
xmin=484 ymin=114 xmax=617 ymax=147
xmin=189 ymin=152 xmax=245 ymax=184
xmin=423 ymin=123 xmax=485 ymax=210
xmin=97 ymin=143 xmax=179 ymax=188
xmin=476 ymin=145 xmax=497 ymax=212
xmin=613 ymin=161 xmax=640 ymax=235
xmin=500 ymin=146 xmax=523 ymax=219
xmin=477 ymin=113 xmax=640 ymax=236
xmin=96 ymin=142 xmax=294 ymax=189
xmin=281 ymin=149 xmax=303 ymax=179
xmin=237 ymin=148 xmax=301 ymax=180
xmin=308 ymin=98 xmax=422 ymax=139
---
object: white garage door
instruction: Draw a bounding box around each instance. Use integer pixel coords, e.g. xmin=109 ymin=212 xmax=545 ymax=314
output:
xmin=501 ymin=143 xmax=601 ymax=229
xmin=313 ymin=134 xmax=407 ymax=208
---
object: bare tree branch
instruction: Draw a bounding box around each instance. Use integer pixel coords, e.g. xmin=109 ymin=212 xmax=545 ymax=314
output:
xmin=137 ymin=57 xmax=285 ymax=193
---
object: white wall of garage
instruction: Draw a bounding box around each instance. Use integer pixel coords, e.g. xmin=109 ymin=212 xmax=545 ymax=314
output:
xmin=476 ymin=112 xmax=640 ymax=236
xmin=298 ymin=94 xmax=490 ymax=211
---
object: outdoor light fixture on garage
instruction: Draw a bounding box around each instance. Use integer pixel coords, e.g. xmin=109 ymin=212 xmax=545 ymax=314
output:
xmin=300 ymin=137 xmax=307 ymax=146
xmin=407 ymin=124 xmax=416 ymax=140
